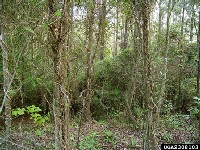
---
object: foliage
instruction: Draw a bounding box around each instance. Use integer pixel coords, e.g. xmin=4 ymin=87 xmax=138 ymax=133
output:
xmin=163 ymin=114 xmax=184 ymax=129
xmin=102 ymin=130 xmax=116 ymax=145
xmin=79 ymin=132 xmax=100 ymax=150
xmin=161 ymin=132 xmax=173 ymax=143
xmin=11 ymin=108 xmax=26 ymax=116
xmin=188 ymin=97 xmax=200 ymax=117
xmin=35 ymin=129 xmax=42 ymax=136
xmin=162 ymin=102 xmax=173 ymax=115
xmin=129 ymin=138 xmax=137 ymax=149
xmin=26 ymin=105 xmax=42 ymax=113
xmin=1 ymin=0 xmax=199 ymax=148
xmin=88 ymin=49 xmax=137 ymax=118
xmin=12 ymin=105 xmax=50 ymax=125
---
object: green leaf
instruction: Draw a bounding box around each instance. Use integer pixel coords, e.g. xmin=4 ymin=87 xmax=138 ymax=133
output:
xmin=37 ymin=118 xmax=45 ymax=125
xmin=11 ymin=108 xmax=25 ymax=116
xmin=189 ymin=107 xmax=199 ymax=116
xmin=55 ymin=10 xmax=62 ymax=17
xmin=26 ymin=105 xmax=41 ymax=113
xmin=35 ymin=129 xmax=42 ymax=136
xmin=45 ymin=116 xmax=50 ymax=121
xmin=31 ymin=113 xmax=41 ymax=118
xmin=17 ymin=108 xmax=25 ymax=115
xmin=11 ymin=110 xmax=18 ymax=116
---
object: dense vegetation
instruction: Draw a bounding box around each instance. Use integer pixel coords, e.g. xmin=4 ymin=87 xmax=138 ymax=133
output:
xmin=0 ymin=0 xmax=200 ymax=149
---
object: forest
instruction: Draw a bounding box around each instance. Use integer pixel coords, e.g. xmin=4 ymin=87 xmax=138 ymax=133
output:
xmin=0 ymin=0 xmax=200 ymax=149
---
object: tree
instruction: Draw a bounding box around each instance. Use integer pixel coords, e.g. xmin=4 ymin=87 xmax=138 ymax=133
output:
xmin=84 ymin=0 xmax=96 ymax=121
xmin=0 ymin=0 xmax=11 ymax=149
xmin=48 ymin=0 xmax=72 ymax=149
xmin=96 ymin=0 xmax=107 ymax=60
xmin=140 ymin=0 xmax=156 ymax=148
xmin=190 ymin=4 xmax=195 ymax=41
xmin=197 ymin=10 xmax=200 ymax=143
xmin=130 ymin=0 xmax=156 ymax=149
xmin=122 ymin=17 xmax=129 ymax=49
xmin=114 ymin=1 xmax=119 ymax=56
xmin=157 ymin=0 xmax=174 ymax=119
xmin=158 ymin=0 xmax=163 ymax=44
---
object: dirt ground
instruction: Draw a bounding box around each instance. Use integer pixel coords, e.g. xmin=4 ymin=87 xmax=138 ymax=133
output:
xmin=0 ymin=115 xmax=197 ymax=150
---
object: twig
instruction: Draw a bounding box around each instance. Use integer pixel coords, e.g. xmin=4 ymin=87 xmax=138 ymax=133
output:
xmin=0 ymin=37 xmax=31 ymax=114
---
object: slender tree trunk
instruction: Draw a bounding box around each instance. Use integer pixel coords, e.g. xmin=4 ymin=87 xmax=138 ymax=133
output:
xmin=156 ymin=0 xmax=164 ymax=116
xmin=178 ymin=5 xmax=185 ymax=111
xmin=196 ymin=11 xmax=200 ymax=143
xmin=1 ymin=34 xmax=11 ymax=150
xmin=156 ymin=0 xmax=173 ymax=120
xmin=121 ymin=17 xmax=129 ymax=50
xmin=124 ymin=4 xmax=140 ymax=123
xmin=97 ymin=0 xmax=106 ymax=60
xmin=114 ymin=3 xmax=119 ymax=56
xmin=181 ymin=0 xmax=185 ymax=36
xmin=48 ymin=0 xmax=71 ymax=149
xmin=157 ymin=0 xmax=163 ymax=53
xmin=84 ymin=0 xmax=95 ymax=121
xmin=190 ymin=5 xmax=195 ymax=41
xmin=0 ymin=0 xmax=11 ymax=149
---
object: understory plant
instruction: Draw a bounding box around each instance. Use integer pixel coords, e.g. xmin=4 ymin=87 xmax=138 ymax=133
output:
xmin=12 ymin=105 xmax=50 ymax=125
xmin=79 ymin=132 xmax=100 ymax=150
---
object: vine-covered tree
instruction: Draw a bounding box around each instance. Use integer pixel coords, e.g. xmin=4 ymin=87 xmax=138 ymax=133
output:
xmin=48 ymin=0 xmax=72 ymax=149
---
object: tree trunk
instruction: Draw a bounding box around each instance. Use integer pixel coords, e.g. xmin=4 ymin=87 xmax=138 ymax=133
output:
xmin=157 ymin=0 xmax=163 ymax=53
xmin=48 ymin=0 xmax=72 ymax=149
xmin=121 ymin=17 xmax=129 ymax=50
xmin=141 ymin=1 xmax=156 ymax=149
xmin=156 ymin=0 xmax=173 ymax=120
xmin=190 ymin=5 xmax=195 ymax=41
xmin=178 ymin=5 xmax=185 ymax=111
xmin=181 ymin=0 xmax=185 ymax=36
xmin=196 ymin=11 xmax=200 ymax=143
xmin=114 ymin=3 xmax=119 ymax=56
xmin=97 ymin=0 xmax=106 ymax=60
xmin=0 ymin=0 xmax=11 ymax=149
xmin=84 ymin=0 xmax=95 ymax=121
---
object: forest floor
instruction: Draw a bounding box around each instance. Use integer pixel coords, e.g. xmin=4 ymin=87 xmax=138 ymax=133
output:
xmin=0 ymin=114 xmax=198 ymax=150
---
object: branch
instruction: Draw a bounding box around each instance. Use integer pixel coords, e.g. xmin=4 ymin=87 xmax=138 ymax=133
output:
xmin=0 ymin=38 xmax=31 ymax=114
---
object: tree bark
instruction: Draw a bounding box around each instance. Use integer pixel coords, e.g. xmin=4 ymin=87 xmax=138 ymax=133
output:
xmin=178 ymin=4 xmax=185 ymax=111
xmin=196 ymin=11 xmax=200 ymax=143
xmin=84 ymin=0 xmax=95 ymax=121
xmin=121 ymin=17 xmax=129 ymax=50
xmin=157 ymin=0 xmax=163 ymax=53
xmin=140 ymin=0 xmax=156 ymax=149
xmin=190 ymin=5 xmax=195 ymax=41
xmin=48 ymin=0 xmax=72 ymax=149
xmin=114 ymin=2 xmax=119 ymax=56
xmin=0 ymin=0 xmax=11 ymax=149
xmin=181 ymin=0 xmax=185 ymax=36
xmin=97 ymin=0 xmax=106 ymax=60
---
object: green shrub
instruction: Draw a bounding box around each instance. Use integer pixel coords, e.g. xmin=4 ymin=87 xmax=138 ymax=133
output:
xmin=12 ymin=105 xmax=50 ymax=125
xmin=79 ymin=132 xmax=100 ymax=150
xmin=102 ymin=130 xmax=116 ymax=146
